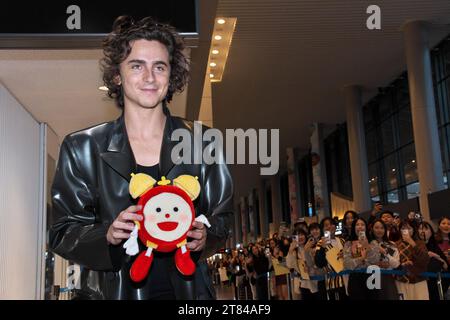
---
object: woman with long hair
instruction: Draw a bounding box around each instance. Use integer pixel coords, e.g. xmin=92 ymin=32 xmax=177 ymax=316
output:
xmin=418 ymin=221 xmax=449 ymax=300
xmin=395 ymin=219 xmax=430 ymax=300
xmin=343 ymin=217 xmax=378 ymax=299
xmin=369 ymin=219 xmax=400 ymax=300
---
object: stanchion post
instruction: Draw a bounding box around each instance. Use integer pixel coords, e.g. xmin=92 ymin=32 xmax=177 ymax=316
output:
xmin=437 ymin=272 xmax=444 ymax=301
xmin=286 ymin=273 xmax=292 ymax=300
xmin=267 ymin=272 xmax=271 ymax=301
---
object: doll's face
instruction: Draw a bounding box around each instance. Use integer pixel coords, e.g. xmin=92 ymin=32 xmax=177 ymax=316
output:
xmin=143 ymin=192 xmax=193 ymax=242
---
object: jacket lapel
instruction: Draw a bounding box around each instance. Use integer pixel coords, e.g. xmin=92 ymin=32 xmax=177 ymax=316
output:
xmin=100 ymin=115 xmax=136 ymax=182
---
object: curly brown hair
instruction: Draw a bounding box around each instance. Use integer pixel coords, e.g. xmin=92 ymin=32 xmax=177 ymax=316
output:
xmin=100 ymin=16 xmax=189 ymax=108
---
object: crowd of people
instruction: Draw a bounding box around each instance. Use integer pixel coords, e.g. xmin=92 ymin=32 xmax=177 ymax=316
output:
xmin=207 ymin=204 xmax=450 ymax=300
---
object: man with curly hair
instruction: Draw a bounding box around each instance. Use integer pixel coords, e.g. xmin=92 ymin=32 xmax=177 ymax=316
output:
xmin=49 ymin=16 xmax=234 ymax=300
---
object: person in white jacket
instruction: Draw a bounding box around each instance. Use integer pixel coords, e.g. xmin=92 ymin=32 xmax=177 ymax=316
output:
xmin=369 ymin=219 xmax=400 ymax=300
xmin=287 ymin=230 xmax=319 ymax=300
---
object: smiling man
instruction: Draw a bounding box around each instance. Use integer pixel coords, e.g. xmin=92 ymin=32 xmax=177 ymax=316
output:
xmin=49 ymin=16 xmax=234 ymax=300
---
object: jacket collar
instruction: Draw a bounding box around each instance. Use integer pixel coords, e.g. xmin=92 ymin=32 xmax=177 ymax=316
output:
xmin=100 ymin=104 xmax=178 ymax=182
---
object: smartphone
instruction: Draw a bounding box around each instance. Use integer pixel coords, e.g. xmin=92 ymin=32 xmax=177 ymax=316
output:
xmin=358 ymin=231 xmax=366 ymax=241
xmin=324 ymin=231 xmax=331 ymax=244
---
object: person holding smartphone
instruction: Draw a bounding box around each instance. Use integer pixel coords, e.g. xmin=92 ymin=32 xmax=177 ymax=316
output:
xmin=435 ymin=216 xmax=450 ymax=265
xmin=287 ymin=230 xmax=319 ymax=300
xmin=394 ymin=220 xmax=430 ymax=300
xmin=314 ymin=217 xmax=347 ymax=300
xmin=304 ymin=223 xmax=327 ymax=300
xmin=369 ymin=219 xmax=400 ymax=300
xmin=343 ymin=217 xmax=378 ymax=300
xmin=418 ymin=221 xmax=449 ymax=300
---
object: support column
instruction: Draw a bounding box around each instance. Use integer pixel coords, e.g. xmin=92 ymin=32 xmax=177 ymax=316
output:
xmin=286 ymin=148 xmax=300 ymax=223
xmin=258 ymin=180 xmax=269 ymax=240
xmin=270 ymin=174 xmax=283 ymax=235
xmin=403 ymin=21 xmax=445 ymax=220
xmin=310 ymin=124 xmax=331 ymax=221
xmin=248 ymin=191 xmax=256 ymax=243
xmin=239 ymin=197 xmax=248 ymax=245
xmin=344 ymin=85 xmax=372 ymax=213
xmin=234 ymin=202 xmax=242 ymax=245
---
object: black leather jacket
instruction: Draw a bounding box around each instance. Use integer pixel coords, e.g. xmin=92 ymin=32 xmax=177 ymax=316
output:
xmin=49 ymin=106 xmax=234 ymax=300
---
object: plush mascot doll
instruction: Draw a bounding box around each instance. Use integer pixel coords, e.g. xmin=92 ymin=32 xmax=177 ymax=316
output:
xmin=123 ymin=173 xmax=210 ymax=282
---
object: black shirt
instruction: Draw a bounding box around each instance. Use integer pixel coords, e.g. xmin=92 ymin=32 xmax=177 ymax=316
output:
xmin=128 ymin=164 xmax=176 ymax=299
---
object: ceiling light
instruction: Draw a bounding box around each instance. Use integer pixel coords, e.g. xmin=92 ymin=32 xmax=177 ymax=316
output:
xmin=98 ymin=86 xmax=108 ymax=91
xmin=210 ymin=62 xmax=217 ymax=67
xmin=210 ymin=74 xmax=214 ymax=78
xmin=217 ymin=19 xmax=226 ymax=24
xmin=212 ymin=49 xmax=219 ymax=55
xmin=215 ymin=35 xmax=222 ymax=40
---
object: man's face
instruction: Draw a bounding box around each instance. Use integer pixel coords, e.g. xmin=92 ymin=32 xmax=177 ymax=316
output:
xmin=381 ymin=214 xmax=393 ymax=226
xmin=119 ymin=39 xmax=171 ymax=110
xmin=375 ymin=203 xmax=382 ymax=211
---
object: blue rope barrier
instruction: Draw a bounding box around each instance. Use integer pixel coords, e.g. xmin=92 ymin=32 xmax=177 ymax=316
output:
xmin=304 ymin=268 xmax=450 ymax=281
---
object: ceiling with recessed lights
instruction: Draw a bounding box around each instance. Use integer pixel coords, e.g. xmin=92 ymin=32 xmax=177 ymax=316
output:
xmin=211 ymin=0 xmax=450 ymax=199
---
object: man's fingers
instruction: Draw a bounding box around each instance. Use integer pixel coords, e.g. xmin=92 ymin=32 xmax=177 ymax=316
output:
xmin=191 ymin=221 xmax=205 ymax=230
xmin=186 ymin=240 xmax=201 ymax=251
xmin=187 ymin=230 xmax=204 ymax=240
xmin=113 ymin=221 xmax=135 ymax=232
xmin=126 ymin=205 xmax=142 ymax=213
xmin=112 ymin=231 xmax=131 ymax=240
xmin=120 ymin=212 xmax=143 ymax=222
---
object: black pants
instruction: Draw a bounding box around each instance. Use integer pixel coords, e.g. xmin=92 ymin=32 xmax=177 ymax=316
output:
xmin=300 ymin=287 xmax=314 ymax=300
xmin=255 ymin=275 xmax=268 ymax=300
xmin=313 ymin=280 xmax=327 ymax=300
xmin=348 ymin=273 xmax=371 ymax=300
xmin=371 ymin=275 xmax=399 ymax=300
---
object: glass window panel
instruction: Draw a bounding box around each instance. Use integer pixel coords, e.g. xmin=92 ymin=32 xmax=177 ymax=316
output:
xmin=398 ymin=107 xmax=414 ymax=147
xmin=443 ymin=79 xmax=450 ymax=124
xmin=444 ymin=44 xmax=450 ymax=77
xmin=401 ymin=144 xmax=418 ymax=185
xmin=387 ymin=190 xmax=399 ymax=204
xmin=368 ymin=163 xmax=379 ymax=197
xmin=379 ymin=94 xmax=393 ymax=121
xmin=406 ymin=182 xmax=420 ymax=199
xmin=363 ymin=105 xmax=374 ymax=131
xmin=434 ymin=83 xmax=445 ymax=127
xmin=380 ymin=118 xmax=395 ymax=156
xmin=366 ymin=129 xmax=378 ymax=163
xmin=439 ymin=126 xmax=449 ymax=173
xmin=384 ymin=153 xmax=399 ymax=190
xmin=393 ymin=77 xmax=410 ymax=109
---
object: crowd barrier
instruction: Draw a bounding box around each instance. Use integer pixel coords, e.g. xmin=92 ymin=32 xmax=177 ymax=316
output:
xmin=262 ymin=268 xmax=450 ymax=301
